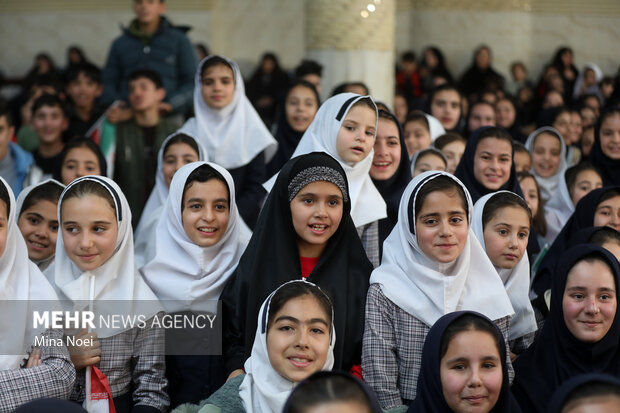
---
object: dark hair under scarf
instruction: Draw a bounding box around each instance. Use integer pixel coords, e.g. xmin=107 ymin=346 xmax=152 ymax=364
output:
xmin=370 ymin=110 xmax=412 ymax=256
xmin=532 ymin=187 xmax=620 ymax=298
xmin=408 ymin=311 xmax=521 ymax=413
xmin=221 ymin=152 xmax=373 ymax=375
xmin=546 ymin=373 xmax=620 ymax=413
xmin=589 ymin=107 xmax=620 ymax=187
xmin=266 ymin=80 xmax=320 ymax=176
xmin=57 ymin=137 xmax=108 ymax=181
xmin=513 ymin=245 xmax=620 ymax=413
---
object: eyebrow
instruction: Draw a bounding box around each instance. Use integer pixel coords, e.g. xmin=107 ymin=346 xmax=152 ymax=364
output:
xmin=186 ymin=198 xmax=204 ymax=204
xmin=297 ymin=192 xmax=343 ymax=200
xmin=25 ymin=212 xmax=43 ymax=220
xmin=446 ymin=355 xmax=500 ymax=364
xmin=419 ymin=211 xmax=465 ymax=219
xmin=566 ymin=286 xmax=616 ymax=293
xmin=274 ymin=315 xmax=329 ymax=327
xmin=213 ymin=198 xmax=229 ymax=204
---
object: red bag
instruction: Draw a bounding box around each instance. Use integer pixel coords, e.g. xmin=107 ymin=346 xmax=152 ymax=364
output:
xmin=84 ymin=366 xmax=116 ymax=413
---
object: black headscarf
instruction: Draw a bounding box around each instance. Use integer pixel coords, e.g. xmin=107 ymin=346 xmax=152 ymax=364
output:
xmin=453 ymin=126 xmax=522 ymax=204
xmin=221 ymin=152 xmax=373 ymax=374
xmin=282 ymin=371 xmax=383 ymax=413
xmin=532 ymin=187 xmax=620 ymax=297
xmin=266 ymin=80 xmax=321 ymax=177
xmin=408 ymin=311 xmax=521 ymax=413
xmin=513 ymin=245 xmax=620 ymax=413
xmin=546 ymin=373 xmax=620 ymax=413
xmin=589 ymin=107 xmax=620 ymax=187
xmin=370 ymin=110 xmax=411 ymax=255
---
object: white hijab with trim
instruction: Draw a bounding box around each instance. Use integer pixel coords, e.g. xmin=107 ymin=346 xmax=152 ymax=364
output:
xmin=425 ymin=113 xmax=446 ymax=142
xmin=0 ymin=177 xmax=59 ymax=369
xmin=370 ymin=171 xmax=514 ymax=326
xmin=472 ymin=191 xmax=538 ymax=339
xmin=54 ymin=176 xmax=161 ymax=337
xmin=525 ymin=126 xmax=568 ymax=202
xmin=543 ymin=173 xmax=574 ymax=243
xmin=134 ymin=132 xmax=208 ymax=268
xmin=239 ymin=280 xmax=335 ymax=413
xmin=179 ymin=55 xmax=277 ymax=169
xmin=15 ymin=179 xmax=65 ymax=273
xmin=141 ymin=162 xmax=250 ymax=314
xmin=264 ymin=93 xmax=387 ymax=227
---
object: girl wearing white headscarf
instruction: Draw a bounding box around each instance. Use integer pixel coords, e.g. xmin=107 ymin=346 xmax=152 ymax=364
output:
xmin=173 ymin=280 xmax=335 ymax=413
xmin=362 ymin=171 xmax=515 ymax=410
xmin=141 ymin=161 xmax=250 ymax=407
xmin=179 ymin=55 xmax=278 ymax=229
xmin=264 ymin=93 xmax=387 ymax=267
xmin=525 ymin=126 xmax=568 ymax=202
xmin=472 ymin=191 xmax=538 ymax=353
xmin=0 ymin=177 xmax=74 ymax=410
xmin=134 ymin=132 xmax=208 ymax=268
xmin=54 ymin=176 xmax=168 ymax=412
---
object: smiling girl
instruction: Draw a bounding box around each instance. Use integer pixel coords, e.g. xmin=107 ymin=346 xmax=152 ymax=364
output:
xmin=363 ymin=171 xmax=514 ymax=410
xmin=180 ymin=55 xmax=277 ymax=228
xmin=181 ymin=280 xmax=335 ymax=413
xmin=408 ymin=311 xmax=521 ymax=413
xmin=54 ymin=176 xmax=167 ymax=412
xmin=16 ymin=179 xmax=65 ymax=272
xmin=223 ymin=152 xmax=372 ymax=381
xmin=524 ymin=127 xmax=567 ymax=202
xmin=589 ymin=108 xmax=620 ymax=187
xmin=513 ymin=245 xmax=620 ymax=413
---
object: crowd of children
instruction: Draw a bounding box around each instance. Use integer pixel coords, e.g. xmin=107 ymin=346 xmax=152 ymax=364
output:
xmin=1 ymin=0 xmax=620 ymax=412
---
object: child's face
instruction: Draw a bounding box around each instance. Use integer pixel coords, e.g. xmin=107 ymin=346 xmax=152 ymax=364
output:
xmin=431 ymin=90 xmax=460 ymax=131
xmin=468 ymin=104 xmax=496 ymax=133
xmin=581 ymin=127 xmax=595 ymax=157
xmin=336 ymin=105 xmax=376 ymax=164
xmin=564 ymin=395 xmax=620 ymax=413
xmin=415 ymin=189 xmax=468 ymax=263
xmin=473 ymin=137 xmax=512 ymax=190
xmin=404 ymin=120 xmax=431 ymax=158
xmin=483 ymin=206 xmax=530 ymax=269
xmin=18 ymin=200 xmax=59 ymax=262
xmin=201 ymin=64 xmax=235 ymax=109
xmin=66 ymin=73 xmax=102 ymax=109
xmin=584 ymin=69 xmax=597 ymax=86
xmin=495 ymin=100 xmax=515 ymax=129
xmin=569 ymin=113 xmax=583 ymax=144
xmin=266 ymin=294 xmax=331 ymax=383
xmin=32 ymin=106 xmax=67 ymax=145
xmin=552 ymin=112 xmax=571 ymax=144
xmin=594 ymin=195 xmax=620 ymax=232
xmin=600 ymin=113 xmax=620 ymax=161
xmin=133 ymin=0 xmax=166 ymax=25
xmin=301 ymin=74 xmax=321 ymax=95
xmin=181 ymin=179 xmax=230 ymax=248
xmin=61 ymin=147 xmax=101 ymax=186
xmin=162 ymin=143 xmax=199 ymax=187
xmin=412 ymin=153 xmax=446 ymax=178
xmin=562 ymin=259 xmax=616 ymax=343
xmin=602 ymin=241 xmax=620 ymax=262
xmin=513 ymin=151 xmax=531 ymax=173
xmin=440 ymin=330 xmax=503 ymax=413
xmin=441 ymin=141 xmax=466 ymax=174
xmin=532 ymin=133 xmax=562 ymax=178
xmin=569 ymin=169 xmax=602 ymax=207
xmin=518 ymin=177 xmax=539 ymax=217
xmin=580 ymin=107 xmax=597 ymax=129
xmin=370 ymin=118 xmax=401 ymax=181
xmin=393 ymin=95 xmax=408 ymax=124
xmin=290 ymin=181 xmax=343 ymax=258
xmin=0 ymin=200 xmax=7 ymax=258
xmin=285 ymin=85 xmax=318 ymax=133
xmin=304 ymin=401 xmax=371 ymax=413
xmin=128 ymin=77 xmax=165 ymax=112
xmin=511 ymin=64 xmax=526 ymax=81
xmin=61 ymin=194 xmax=118 ymax=272
xmin=543 ymin=91 xmax=563 ymax=109
xmin=0 ymin=115 xmax=14 ymax=160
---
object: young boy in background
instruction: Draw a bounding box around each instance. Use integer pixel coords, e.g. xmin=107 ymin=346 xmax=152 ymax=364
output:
xmin=30 ymin=94 xmax=67 ymax=181
xmin=0 ymin=101 xmax=34 ymax=195
xmin=64 ymin=63 xmax=104 ymax=140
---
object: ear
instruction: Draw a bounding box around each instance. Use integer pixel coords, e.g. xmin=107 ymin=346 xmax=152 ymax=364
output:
xmin=61 ymin=116 xmax=69 ymax=132
xmin=158 ymin=1 xmax=167 ymax=15
xmin=157 ymin=87 xmax=166 ymax=102
xmin=95 ymin=85 xmax=103 ymax=98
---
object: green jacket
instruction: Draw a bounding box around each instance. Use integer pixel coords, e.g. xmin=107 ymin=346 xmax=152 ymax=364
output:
xmin=113 ymin=117 xmax=179 ymax=228
xmin=172 ymin=374 xmax=245 ymax=413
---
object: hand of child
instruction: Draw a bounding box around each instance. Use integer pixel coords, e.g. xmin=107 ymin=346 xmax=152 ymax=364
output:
xmin=107 ymin=102 xmax=133 ymax=124
xmin=227 ymin=368 xmax=245 ymax=381
xmin=25 ymin=347 xmax=42 ymax=368
xmin=158 ymin=102 xmax=173 ymax=114
xmin=68 ymin=328 xmax=101 ymax=370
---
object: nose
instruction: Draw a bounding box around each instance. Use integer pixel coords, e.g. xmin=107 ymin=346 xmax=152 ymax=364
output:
xmin=609 ymin=213 xmax=620 ymax=230
xmin=296 ymin=328 xmax=310 ymax=348
xmin=585 ymin=296 xmax=600 ymax=315
xmin=202 ymin=206 xmax=215 ymax=223
xmin=438 ymin=219 xmax=454 ymax=237
xmin=175 ymin=159 xmax=185 ymax=173
xmin=468 ymin=366 xmax=483 ymax=388
xmin=76 ymin=165 xmax=87 ymax=178
xmin=79 ymin=232 xmax=94 ymax=250
xmin=315 ymin=201 xmax=328 ymax=218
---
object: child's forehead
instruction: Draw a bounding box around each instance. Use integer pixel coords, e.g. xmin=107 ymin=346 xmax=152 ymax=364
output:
xmin=202 ymin=63 xmax=234 ymax=78
xmin=34 ymin=104 xmax=64 ymax=115
xmin=129 ymin=77 xmax=157 ymax=88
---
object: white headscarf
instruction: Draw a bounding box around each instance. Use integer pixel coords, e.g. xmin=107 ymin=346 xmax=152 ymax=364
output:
xmin=370 ymin=171 xmax=514 ymax=326
xmin=15 ymin=179 xmax=65 ymax=273
xmin=525 ymin=126 xmax=568 ymax=202
xmin=264 ymin=93 xmax=387 ymax=227
xmin=425 ymin=113 xmax=446 ymax=142
xmin=53 ymin=176 xmax=161 ymax=337
xmin=543 ymin=174 xmax=574 ymax=244
xmin=179 ymin=55 xmax=277 ymax=169
xmin=134 ymin=132 xmax=208 ymax=268
xmin=472 ymin=191 xmax=538 ymax=340
xmin=239 ymin=280 xmax=335 ymax=413
xmin=0 ymin=177 xmax=59 ymax=369
xmin=141 ymin=162 xmax=250 ymax=314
